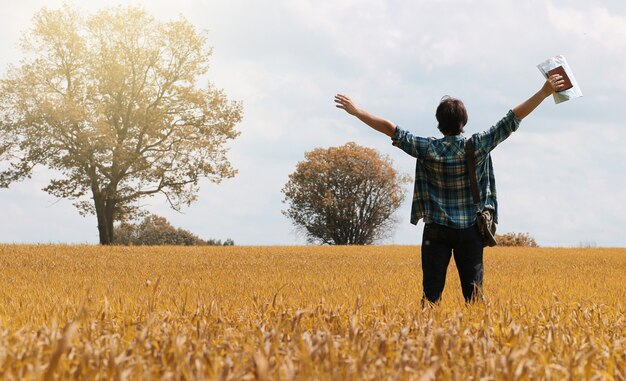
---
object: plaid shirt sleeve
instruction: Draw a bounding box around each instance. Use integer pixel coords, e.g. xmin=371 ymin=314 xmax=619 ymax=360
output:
xmin=390 ymin=126 xmax=431 ymax=158
xmin=473 ymin=110 xmax=522 ymax=154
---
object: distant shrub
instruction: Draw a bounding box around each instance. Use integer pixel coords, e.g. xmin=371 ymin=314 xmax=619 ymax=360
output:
xmin=113 ymin=215 xmax=232 ymax=246
xmin=205 ymin=238 xmax=235 ymax=246
xmin=495 ymin=232 xmax=538 ymax=247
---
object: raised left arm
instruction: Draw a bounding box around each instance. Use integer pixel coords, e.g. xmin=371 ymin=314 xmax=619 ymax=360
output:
xmin=334 ymin=94 xmax=396 ymax=137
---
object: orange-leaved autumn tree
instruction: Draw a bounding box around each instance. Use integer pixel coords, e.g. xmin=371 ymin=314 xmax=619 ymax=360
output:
xmin=0 ymin=5 xmax=242 ymax=244
xmin=282 ymin=142 xmax=409 ymax=245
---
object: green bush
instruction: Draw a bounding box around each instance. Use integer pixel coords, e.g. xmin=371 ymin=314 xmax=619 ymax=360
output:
xmin=205 ymin=238 xmax=235 ymax=246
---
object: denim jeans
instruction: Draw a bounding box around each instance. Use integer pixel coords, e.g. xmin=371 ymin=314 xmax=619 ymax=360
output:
xmin=421 ymin=222 xmax=484 ymax=303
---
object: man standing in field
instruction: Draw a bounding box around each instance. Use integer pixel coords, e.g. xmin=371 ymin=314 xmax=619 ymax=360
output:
xmin=334 ymin=74 xmax=564 ymax=304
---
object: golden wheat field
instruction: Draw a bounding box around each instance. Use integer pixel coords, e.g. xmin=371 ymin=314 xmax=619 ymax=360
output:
xmin=0 ymin=245 xmax=624 ymax=380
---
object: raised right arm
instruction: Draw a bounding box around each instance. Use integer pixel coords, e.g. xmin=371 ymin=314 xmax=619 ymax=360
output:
xmin=475 ymin=74 xmax=565 ymax=155
xmin=512 ymin=74 xmax=564 ymax=119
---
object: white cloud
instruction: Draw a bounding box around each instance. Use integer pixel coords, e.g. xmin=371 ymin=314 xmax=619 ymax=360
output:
xmin=547 ymin=1 xmax=626 ymax=53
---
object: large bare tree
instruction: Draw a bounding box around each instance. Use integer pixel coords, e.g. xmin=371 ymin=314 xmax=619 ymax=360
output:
xmin=282 ymin=142 xmax=408 ymax=245
xmin=0 ymin=5 xmax=242 ymax=244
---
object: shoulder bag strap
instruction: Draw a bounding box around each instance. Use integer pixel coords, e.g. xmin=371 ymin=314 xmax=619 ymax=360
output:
xmin=465 ymin=138 xmax=481 ymax=206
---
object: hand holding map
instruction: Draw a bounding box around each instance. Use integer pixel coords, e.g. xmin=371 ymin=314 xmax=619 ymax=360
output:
xmin=537 ymin=55 xmax=582 ymax=104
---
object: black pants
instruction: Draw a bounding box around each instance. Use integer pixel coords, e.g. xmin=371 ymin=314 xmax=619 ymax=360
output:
xmin=421 ymin=222 xmax=484 ymax=303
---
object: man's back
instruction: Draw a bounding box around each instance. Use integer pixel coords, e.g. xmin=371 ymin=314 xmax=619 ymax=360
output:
xmin=391 ymin=110 xmax=521 ymax=228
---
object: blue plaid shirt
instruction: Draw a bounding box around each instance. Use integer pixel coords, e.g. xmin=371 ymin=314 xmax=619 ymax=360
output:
xmin=391 ymin=110 xmax=521 ymax=228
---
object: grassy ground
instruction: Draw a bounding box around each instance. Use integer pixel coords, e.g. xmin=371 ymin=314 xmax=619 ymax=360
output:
xmin=0 ymin=245 xmax=624 ymax=380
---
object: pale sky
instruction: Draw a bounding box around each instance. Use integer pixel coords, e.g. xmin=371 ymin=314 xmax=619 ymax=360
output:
xmin=1 ymin=0 xmax=625 ymax=247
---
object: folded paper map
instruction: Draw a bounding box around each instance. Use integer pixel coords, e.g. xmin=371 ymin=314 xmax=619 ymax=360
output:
xmin=537 ymin=55 xmax=582 ymax=104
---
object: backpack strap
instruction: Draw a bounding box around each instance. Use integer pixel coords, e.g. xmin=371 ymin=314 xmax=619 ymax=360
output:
xmin=465 ymin=138 xmax=481 ymax=206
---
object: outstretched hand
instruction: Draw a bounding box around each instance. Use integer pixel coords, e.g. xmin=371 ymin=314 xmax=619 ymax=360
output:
xmin=334 ymin=94 xmax=360 ymax=116
xmin=513 ymin=73 xmax=567 ymax=120
xmin=333 ymin=93 xmax=396 ymax=137
xmin=542 ymin=74 xmax=566 ymax=96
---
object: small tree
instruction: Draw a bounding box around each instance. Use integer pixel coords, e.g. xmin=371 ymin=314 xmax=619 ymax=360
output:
xmin=282 ymin=142 xmax=408 ymax=245
xmin=0 ymin=5 xmax=242 ymax=244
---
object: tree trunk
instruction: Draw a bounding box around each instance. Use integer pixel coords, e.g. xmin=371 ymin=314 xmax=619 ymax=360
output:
xmin=93 ymin=192 xmax=115 ymax=245
xmin=94 ymin=197 xmax=110 ymax=245
xmin=104 ymin=197 xmax=116 ymax=244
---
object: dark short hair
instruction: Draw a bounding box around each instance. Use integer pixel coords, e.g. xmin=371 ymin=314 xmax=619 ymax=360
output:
xmin=436 ymin=96 xmax=468 ymax=136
